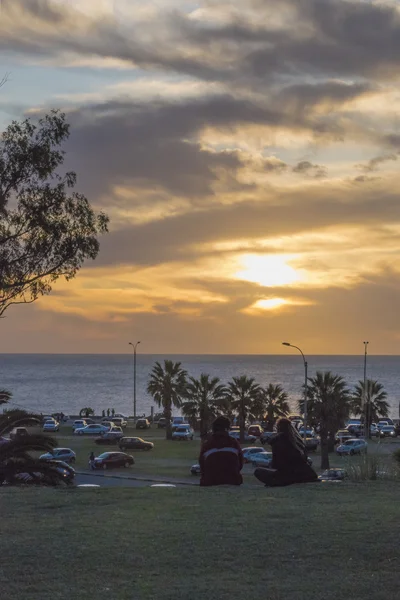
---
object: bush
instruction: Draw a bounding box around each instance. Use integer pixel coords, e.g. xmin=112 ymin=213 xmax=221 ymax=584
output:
xmin=346 ymin=455 xmax=399 ymax=482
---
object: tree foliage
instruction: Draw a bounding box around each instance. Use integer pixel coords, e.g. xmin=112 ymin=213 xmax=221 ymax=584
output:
xmin=226 ymin=375 xmax=261 ymax=442
xmin=0 ymin=395 xmax=69 ymax=486
xmin=300 ymin=371 xmax=351 ymax=470
xmin=147 ymin=360 xmax=187 ymax=439
xmin=79 ymin=407 xmax=94 ymax=418
xmin=352 ymin=379 xmax=389 ymax=436
xmin=182 ymin=373 xmax=227 ymax=435
xmin=0 ymin=110 xmax=109 ymax=316
xmin=257 ymin=384 xmax=290 ymax=430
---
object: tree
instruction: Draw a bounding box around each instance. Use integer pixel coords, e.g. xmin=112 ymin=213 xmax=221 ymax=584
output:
xmin=301 ymin=371 xmax=351 ymax=470
xmin=0 ymin=394 xmax=69 ymax=486
xmin=0 ymin=389 xmax=12 ymax=404
xmin=182 ymin=373 xmax=228 ymax=435
xmin=147 ymin=360 xmax=187 ymax=439
xmin=226 ymin=376 xmax=261 ymax=443
xmin=79 ymin=407 xmax=94 ymax=418
xmin=258 ymin=384 xmax=290 ymax=430
xmin=0 ymin=110 xmax=109 ymax=316
xmin=352 ymin=380 xmax=389 ymax=437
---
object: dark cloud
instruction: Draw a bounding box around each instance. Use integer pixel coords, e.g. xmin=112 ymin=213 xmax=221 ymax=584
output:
xmin=292 ymin=161 xmax=327 ymax=178
xmin=357 ymin=153 xmax=398 ymax=173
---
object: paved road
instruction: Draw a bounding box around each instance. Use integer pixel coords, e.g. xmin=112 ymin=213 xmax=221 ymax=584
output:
xmin=75 ymin=472 xmax=198 ymax=488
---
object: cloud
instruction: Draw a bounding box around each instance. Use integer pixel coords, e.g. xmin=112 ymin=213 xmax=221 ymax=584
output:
xmin=292 ymin=161 xmax=327 ymax=178
xmin=356 ymin=153 xmax=398 ymax=173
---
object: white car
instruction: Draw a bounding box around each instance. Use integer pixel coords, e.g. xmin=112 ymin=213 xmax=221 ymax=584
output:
xmin=172 ymin=426 xmax=194 ymax=440
xmin=251 ymin=452 xmax=273 ymax=467
xmin=40 ymin=448 xmax=76 ymax=463
xmin=242 ymin=447 xmax=267 ymax=463
xmin=336 ymin=439 xmax=368 ymax=456
xmin=74 ymin=423 xmax=109 ymax=436
xmin=72 ymin=420 xmax=87 ymax=431
xmin=42 ymin=420 xmax=60 ymax=432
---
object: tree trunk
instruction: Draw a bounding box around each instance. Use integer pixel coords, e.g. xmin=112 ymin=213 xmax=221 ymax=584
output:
xmin=327 ymin=431 xmax=336 ymax=453
xmin=320 ymin=429 xmax=330 ymax=470
xmin=239 ymin=398 xmax=245 ymax=443
xmin=164 ymin=402 xmax=172 ymax=440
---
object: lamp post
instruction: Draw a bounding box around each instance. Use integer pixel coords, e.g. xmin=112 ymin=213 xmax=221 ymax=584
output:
xmin=129 ymin=341 xmax=141 ymax=423
xmin=363 ymin=341 xmax=369 ymax=438
xmin=282 ymin=342 xmax=308 ymax=445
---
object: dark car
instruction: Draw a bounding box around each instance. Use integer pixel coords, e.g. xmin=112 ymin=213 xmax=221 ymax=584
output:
xmin=305 ymin=437 xmax=319 ymax=452
xmin=260 ymin=431 xmax=276 ymax=445
xmin=93 ymin=452 xmax=135 ymax=470
xmin=157 ymin=418 xmax=167 ymax=429
xmin=136 ymin=419 xmax=151 ymax=430
xmin=95 ymin=431 xmax=124 ymax=445
xmin=9 ymin=427 xmax=29 ymax=440
xmin=118 ymin=437 xmax=154 ymax=451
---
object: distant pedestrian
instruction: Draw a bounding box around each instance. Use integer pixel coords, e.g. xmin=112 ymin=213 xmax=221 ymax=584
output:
xmin=102 ymin=409 xmax=105 ymax=418
xmin=111 ymin=408 xmax=115 ymax=417
xmin=89 ymin=452 xmax=96 ymax=470
xmin=107 ymin=408 xmax=110 ymax=417
xmin=199 ymin=416 xmax=243 ymax=487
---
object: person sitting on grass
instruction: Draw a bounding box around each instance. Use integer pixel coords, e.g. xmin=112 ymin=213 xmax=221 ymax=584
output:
xmin=254 ymin=417 xmax=318 ymax=487
xmin=199 ymin=416 xmax=243 ymax=487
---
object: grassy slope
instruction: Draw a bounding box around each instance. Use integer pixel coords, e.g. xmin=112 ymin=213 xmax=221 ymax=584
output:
xmin=1 ymin=483 xmax=400 ymax=600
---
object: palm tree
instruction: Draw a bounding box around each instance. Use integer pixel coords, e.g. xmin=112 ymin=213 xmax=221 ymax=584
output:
xmin=182 ymin=374 xmax=228 ymax=435
xmin=258 ymin=384 xmax=290 ymax=430
xmin=79 ymin=407 xmax=94 ymax=418
xmin=300 ymin=371 xmax=351 ymax=469
xmin=226 ymin=376 xmax=261 ymax=443
xmin=147 ymin=360 xmax=187 ymax=439
xmin=0 ymin=394 xmax=68 ymax=486
xmin=352 ymin=380 xmax=389 ymax=437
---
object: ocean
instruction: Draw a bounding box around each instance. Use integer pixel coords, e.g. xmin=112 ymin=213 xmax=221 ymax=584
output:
xmin=1 ymin=354 xmax=400 ymax=419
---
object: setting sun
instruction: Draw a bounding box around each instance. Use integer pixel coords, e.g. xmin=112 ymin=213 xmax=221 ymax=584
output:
xmin=234 ymin=254 xmax=301 ymax=287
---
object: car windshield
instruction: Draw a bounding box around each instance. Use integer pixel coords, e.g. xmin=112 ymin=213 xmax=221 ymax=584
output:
xmin=344 ymin=440 xmax=358 ymax=446
xmin=97 ymin=453 xmax=111 ymax=459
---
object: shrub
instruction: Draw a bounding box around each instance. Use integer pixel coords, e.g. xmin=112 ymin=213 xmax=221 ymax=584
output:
xmin=346 ymin=454 xmax=399 ymax=482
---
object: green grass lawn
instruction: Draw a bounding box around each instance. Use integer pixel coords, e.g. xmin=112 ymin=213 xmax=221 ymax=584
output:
xmin=36 ymin=425 xmax=400 ymax=480
xmin=1 ymin=482 xmax=400 ymax=600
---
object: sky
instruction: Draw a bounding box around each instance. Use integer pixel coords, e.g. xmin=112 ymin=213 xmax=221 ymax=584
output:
xmin=0 ymin=0 xmax=400 ymax=354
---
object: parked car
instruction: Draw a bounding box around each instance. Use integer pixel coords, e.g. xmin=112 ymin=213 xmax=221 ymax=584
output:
xmin=298 ymin=427 xmax=316 ymax=438
xmin=40 ymin=448 xmax=76 ymax=463
xmin=319 ymin=468 xmax=346 ymax=482
xmin=172 ymin=426 xmax=194 ymax=441
xmin=93 ymin=452 xmax=135 ymax=470
xmin=41 ymin=460 xmax=76 ymax=484
xmin=336 ymin=439 xmax=368 ymax=456
xmin=378 ymin=417 xmax=394 ymax=426
xmin=9 ymin=427 xmax=29 ymax=440
xmin=108 ymin=417 xmax=127 ymax=428
xmin=190 ymin=463 xmax=201 ymax=475
xmin=335 ymin=429 xmax=353 ymax=444
xmin=251 ymin=452 xmax=273 ymax=467
xmin=113 ymin=413 xmax=128 ymax=419
xmin=259 ymin=431 xmax=276 ymax=445
xmin=72 ymin=420 xmax=87 ymax=431
xmin=172 ymin=417 xmax=186 ymax=426
xmin=118 ymin=437 xmax=154 ymax=451
xmin=379 ymin=425 xmax=397 ymax=438
xmin=12 ymin=461 xmax=75 ymax=485
xmin=229 ymin=431 xmax=257 ymax=443
xmin=101 ymin=420 xmax=116 ymax=430
xmin=74 ymin=424 xmax=109 ymax=436
xmin=43 ymin=419 xmax=60 ymax=432
xmin=248 ymin=425 xmax=264 ymax=437
xmin=95 ymin=431 xmax=124 ymax=445
xmin=136 ymin=418 xmax=151 ymax=430
xmin=242 ymin=447 xmax=267 ymax=463
xmin=157 ymin=418 xmax=167 ymax=429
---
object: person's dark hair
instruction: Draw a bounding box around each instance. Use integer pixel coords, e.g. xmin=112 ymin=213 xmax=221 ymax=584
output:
xmin=212 ymin=416 xmax=231 ymax=433
xmin=276 ymin=417 xmax=306 ymax=454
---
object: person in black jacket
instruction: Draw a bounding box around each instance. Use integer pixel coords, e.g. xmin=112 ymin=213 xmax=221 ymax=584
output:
xmin=254 ymin=417 xmax=318 ymax=486
xmin=199 ymin=417 xmax=243 ymax=486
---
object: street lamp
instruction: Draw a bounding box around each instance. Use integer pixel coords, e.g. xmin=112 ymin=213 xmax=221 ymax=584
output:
xmin=129 ymin=341 xmax=141 ymax=422
xmin=282 ymin=342 xmax=308 ymax=445
xmin=363 ymin=341 xmax=369 ymax=438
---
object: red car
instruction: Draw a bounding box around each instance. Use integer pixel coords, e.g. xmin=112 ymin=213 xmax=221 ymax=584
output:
xmin=93 ymin=452 xmax=135 ymax=470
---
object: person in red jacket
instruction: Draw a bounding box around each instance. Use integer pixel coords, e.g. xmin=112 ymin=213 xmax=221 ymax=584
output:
xmin=199 ymin=416 xmax=243 ymax=486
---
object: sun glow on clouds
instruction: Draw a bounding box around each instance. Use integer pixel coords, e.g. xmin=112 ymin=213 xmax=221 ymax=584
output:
xmin=234 ymin=254 xmax=302 ymax=287
xmin=242 ymin=297 xmax=314 ymax=315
